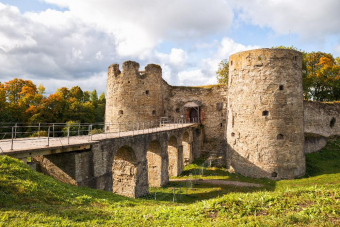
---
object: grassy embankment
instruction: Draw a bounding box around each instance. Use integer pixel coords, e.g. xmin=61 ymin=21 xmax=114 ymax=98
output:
xmin=0 ymin=139 xmax=339 ymax=226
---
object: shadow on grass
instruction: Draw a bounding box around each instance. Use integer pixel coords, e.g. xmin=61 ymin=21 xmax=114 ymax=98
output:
xmin=141 ymin=178 xmax=275 ymax=204
xmin=305 ymin=137 xmax=340 ymax=177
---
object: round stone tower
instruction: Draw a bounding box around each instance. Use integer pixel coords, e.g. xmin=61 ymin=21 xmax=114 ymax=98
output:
xmin=226 ymin=48 xmax=305 ymax=180
xmin=105 ymin=61 xmax=165 ymax=129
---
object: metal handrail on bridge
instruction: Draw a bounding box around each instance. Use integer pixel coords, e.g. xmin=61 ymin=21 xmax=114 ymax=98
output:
xmin=0 ymin=117 xmax=200 ymax=152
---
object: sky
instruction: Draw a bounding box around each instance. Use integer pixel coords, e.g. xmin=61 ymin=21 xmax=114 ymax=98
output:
xmin=1 ymin=0 xmax=340 ymax=95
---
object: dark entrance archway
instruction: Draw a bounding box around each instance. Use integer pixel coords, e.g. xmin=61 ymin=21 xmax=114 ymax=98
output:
xmin=184 ymin=101 xmax=201 ymax=123
xmin=190 ymin=108 xmax=198 ymax=123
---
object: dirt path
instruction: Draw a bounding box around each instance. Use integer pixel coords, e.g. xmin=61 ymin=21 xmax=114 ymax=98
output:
xmin=170 ymin=179 xmax=263 ymax=187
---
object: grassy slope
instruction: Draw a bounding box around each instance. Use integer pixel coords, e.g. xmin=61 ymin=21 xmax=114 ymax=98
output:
xmin=0 ymin=139 xmax=340 ymax=226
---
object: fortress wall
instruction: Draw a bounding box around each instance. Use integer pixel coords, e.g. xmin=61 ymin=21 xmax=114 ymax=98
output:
xmin=167 ymin=85 xmax=228 ymax=152
xmin=304 ymin=101 xmax=340 ymax=137
xmin=227 ymin=48 xmax=305 ymax=180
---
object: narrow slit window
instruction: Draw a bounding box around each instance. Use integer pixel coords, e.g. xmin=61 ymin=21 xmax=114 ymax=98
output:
xmin=145 ymin=90 xmax=149 ymax=95
xmin=330 ymin=117 xmax=336 ymax=128
xmin=262 ymin=111 xmax=269 ymax=116
xmin=279 ymin=85 xmax=284 ymax=90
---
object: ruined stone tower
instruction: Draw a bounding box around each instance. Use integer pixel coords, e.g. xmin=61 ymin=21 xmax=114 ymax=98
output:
xmin=227 ymin=48 xmax=305 ymax=180
xmin=105 ymin=61 xmax=165 ymax=129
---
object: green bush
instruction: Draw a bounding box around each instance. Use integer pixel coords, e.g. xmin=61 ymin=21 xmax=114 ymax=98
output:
xmin=91 ymin=128 xmax=103 ymax=134
xmin=29 ymin=130 xmax=47 ymax=137
xmin=62 ymin=121 xmax=81 ymax=136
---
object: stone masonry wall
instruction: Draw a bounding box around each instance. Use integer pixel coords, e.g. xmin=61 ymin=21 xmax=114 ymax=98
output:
xmin=167 ymin=85 xmax=228 ymax=153
xmin=304 ymin=101 xmax=340 ymax=137
xmin=227 ymin=48 xmax=305 ymax=180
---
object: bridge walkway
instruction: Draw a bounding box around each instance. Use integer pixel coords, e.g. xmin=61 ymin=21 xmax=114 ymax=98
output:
xmin=0 ymin=123 xmax=198 ymax=160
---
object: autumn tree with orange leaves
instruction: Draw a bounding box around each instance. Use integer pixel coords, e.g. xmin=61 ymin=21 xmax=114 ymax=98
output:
xmin=0 ymin=79 xmax=105 ymax=124
xmin=304 ymin=52 xmax=340 ymax=101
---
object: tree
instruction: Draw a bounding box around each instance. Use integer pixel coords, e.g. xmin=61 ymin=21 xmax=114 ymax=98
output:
xmin=303 ymin=52 xmax=340 ymax=101
xmin=69 ymin=86 xmax=84 ymax=102
xmin=216 ymin=59 xmax=229 ymax=85
xmin=96 ymin=92 xmax=106 ymax=122
xmin=90 ymin=90 xmax=98 ymax=106
xmin=0 ymin=83 xmax=6 ymax=120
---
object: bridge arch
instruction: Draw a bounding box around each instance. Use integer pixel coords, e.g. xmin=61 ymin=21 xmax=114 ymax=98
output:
xmin=147 ymin=140 xmax=163 ymax=187
xmin=112 ymin=145 xmax=139 ymax=198
xmin=182 ymin=130 xmax=192 ymax=166
xmin=168 ymin=135 xmax=182 ymax=177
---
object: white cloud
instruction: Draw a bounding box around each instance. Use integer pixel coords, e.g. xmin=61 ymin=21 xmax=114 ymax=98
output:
xmin=40 ymin=0 xmax=233 ymax=58
xmin=0 ymin=3 xmax=118 ymax=94
xmin=216 ymin=37 xmax=260 ymax=60
xmin=177 ymin=69 xmax=216 ymax=86
xmin=236 ymin=0 xmax=340 ymax=40
xmin=168 ymin=38 xmax=260 ymax=86
xmin=169 ymin=48 xmax=188 ymax=66
xmin=95 ymin=51 xmax=103 ymax=61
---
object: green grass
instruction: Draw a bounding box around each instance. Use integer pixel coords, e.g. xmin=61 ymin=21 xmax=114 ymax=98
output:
xmin=1 ymin=139 xmax=340 ymax=226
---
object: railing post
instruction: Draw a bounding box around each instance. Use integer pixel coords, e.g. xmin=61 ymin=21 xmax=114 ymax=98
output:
xmin=143 ymin=122 xmax=144 ymax=134
xmin=90 ymin=125 xmax=93 ymax=141
xmin=67 ymin=126 xmax=70 ymax=144
xmin=53 ymin=123 xmax=55 ymax=137
xmin=11 ymin=126 xmax=14 ymax=150
xmin=132 ymin=122 xmax=134 ymax=136
xmin=78 ymin=123 xmax=80 ymax=136
xmin=14 ymin=123 xmax=17 ymax=139
xmin=47 ymin=126 xmax=50 ymax=147
xmin=88 ymin=124 xmax=91 ymax=141
xmin=38 ymin=123 xmax=41 ymax=138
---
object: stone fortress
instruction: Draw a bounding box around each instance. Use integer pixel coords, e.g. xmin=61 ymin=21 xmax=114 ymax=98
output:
xmin=106 ymin=48 xmax=340 ymax=181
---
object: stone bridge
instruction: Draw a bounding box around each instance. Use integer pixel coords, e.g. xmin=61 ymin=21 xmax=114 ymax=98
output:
xmin=1 ymin=123 xmax=202 ymax=198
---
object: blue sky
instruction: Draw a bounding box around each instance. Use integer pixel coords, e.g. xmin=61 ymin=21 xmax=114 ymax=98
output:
xmin=0 ymin=0 xmax=339 ymax=95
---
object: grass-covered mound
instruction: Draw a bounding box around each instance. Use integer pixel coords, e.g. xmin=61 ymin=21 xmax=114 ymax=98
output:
xmin=1 ymin=139 xmax=340 ymax=226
